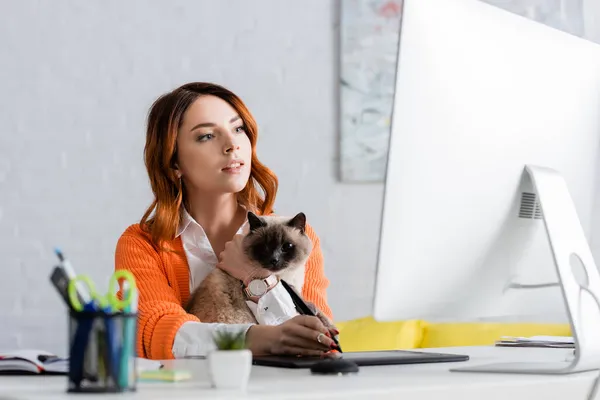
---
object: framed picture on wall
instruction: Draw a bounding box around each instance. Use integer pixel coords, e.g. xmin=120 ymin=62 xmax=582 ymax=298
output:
xmin=339 ymin=0 xmax=403 ymax=183
xmin=338 ymin=0 xmax=585 ymax=183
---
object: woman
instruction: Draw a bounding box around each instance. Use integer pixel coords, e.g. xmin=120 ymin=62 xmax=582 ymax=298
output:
xmin=114 ymin=82 xmax=338 ymax=360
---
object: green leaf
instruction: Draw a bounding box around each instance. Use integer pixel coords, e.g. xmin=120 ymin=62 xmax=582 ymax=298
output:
xmin=212 ymin=330 xmax=247 ymax=351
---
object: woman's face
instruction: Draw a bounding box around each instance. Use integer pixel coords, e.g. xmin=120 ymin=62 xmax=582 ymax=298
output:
xmin=175 ymin=95 xmax=252 ymax=196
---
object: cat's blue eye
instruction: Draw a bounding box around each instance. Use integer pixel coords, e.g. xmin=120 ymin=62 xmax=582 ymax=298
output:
xmin=282 ymin=242 xmax=293 ymax=251
xmin=197 ymin=133 xmax=214 ymax=142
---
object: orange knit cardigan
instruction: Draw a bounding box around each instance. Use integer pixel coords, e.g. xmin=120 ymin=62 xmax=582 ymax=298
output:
xmin=114 ymin=222 xmax=333 ymax=360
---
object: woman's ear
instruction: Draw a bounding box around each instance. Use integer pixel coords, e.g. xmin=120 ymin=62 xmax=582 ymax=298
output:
xmin=172 ymin=162 xmax=182 ymax=178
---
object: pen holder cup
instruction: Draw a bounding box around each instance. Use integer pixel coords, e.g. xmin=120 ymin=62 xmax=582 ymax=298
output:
xmin=67 ymin=310 xmax=138 ymax=393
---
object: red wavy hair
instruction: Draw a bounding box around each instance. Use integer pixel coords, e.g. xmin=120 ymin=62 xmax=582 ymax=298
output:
xmin=140 ymin=82 xmax=278 ymax=247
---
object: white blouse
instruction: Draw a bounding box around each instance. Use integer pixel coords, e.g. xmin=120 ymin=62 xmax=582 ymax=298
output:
xmin=171 ymin=208 xmax=299 ymax=358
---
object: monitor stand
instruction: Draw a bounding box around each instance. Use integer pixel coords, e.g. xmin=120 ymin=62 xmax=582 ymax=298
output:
xmin=451 ymin=164 xmax=600 ymax=375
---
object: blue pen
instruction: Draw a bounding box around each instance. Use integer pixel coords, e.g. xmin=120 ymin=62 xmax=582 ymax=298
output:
xmin=69 ymin=301 xmax=97 ymax=388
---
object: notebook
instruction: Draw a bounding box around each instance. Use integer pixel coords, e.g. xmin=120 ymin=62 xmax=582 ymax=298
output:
xmin=495 ymin=335 xmax=574 ymax=348
xmin=0 ymin=349 xmax=162 ymax=375
xmin=0 ymin=349 xmax=68 ymax=375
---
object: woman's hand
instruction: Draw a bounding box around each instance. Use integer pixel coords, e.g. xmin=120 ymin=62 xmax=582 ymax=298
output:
xmin=246 ymin=315 xmax=339 ymax=356
xmin=287 ymin=284 xmax=340 ymax=340
xmin=304 ymin=300 xmax=340 ymax=341
xmin=216 ymin=234 xmax=270 ymax=285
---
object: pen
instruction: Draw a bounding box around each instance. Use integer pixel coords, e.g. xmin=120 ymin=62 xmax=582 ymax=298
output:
xmin=119 ymin=286 xmax=137 ymax=389
xmin=54 ymin=247 xmax=91 ymax=304
xmin=69 ymin=301 xmax=98 ymax=387
xmin=49 ymin=266 xmax=78 ymax=312
xmin=280 ymin=280 xmax=342 ymax=352
xmin=54 ymin=247 xmax=74 ymax=275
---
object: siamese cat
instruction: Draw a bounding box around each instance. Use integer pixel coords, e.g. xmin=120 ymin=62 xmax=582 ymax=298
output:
xmin=184 ymin=211 xmax=333 ymax=331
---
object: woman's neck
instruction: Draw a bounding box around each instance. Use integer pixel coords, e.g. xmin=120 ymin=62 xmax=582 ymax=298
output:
xmin=185 ymin=191 xmax=246 ymax=253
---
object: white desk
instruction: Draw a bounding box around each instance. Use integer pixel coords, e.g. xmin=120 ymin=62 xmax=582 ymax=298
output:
xmin=1 ymin=346 xmax=599 ymax=399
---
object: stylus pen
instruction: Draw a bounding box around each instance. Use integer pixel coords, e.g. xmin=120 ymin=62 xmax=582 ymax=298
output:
xmin=280 ymin=279 xmax=343 ymax=352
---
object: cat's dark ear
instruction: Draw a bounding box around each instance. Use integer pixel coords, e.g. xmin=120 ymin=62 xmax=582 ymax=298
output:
xmin=287 ymin=212 xmax=307 ymax=233
xmin=247 ymin=211 xmax=267 ymax=232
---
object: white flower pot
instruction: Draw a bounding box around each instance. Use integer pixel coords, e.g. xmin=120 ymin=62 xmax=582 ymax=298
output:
xmin=207 ymin=349 xmax=252 ymax=390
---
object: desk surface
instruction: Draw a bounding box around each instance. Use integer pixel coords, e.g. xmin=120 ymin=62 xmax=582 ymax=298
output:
xmin=1 ymin=346 xmax=598 ymax=399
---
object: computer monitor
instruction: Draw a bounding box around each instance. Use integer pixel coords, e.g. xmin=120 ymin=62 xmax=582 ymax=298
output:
xmin=373 ymin=0 xmax=600 ymax=374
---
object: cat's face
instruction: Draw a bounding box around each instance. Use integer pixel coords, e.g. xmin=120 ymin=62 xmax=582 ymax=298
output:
xmin=243 ymin=212 xmax=313 ymax=272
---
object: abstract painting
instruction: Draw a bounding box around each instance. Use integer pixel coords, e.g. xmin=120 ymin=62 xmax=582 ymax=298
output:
xmin=339 ymin=0 xmax=403 ymax=183
xmin=339 ymin=0 xmax=585 ymax=182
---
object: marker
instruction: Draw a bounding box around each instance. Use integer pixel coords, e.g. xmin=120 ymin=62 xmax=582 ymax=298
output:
xmin=49 ymin=265 xmax=78 ymax=312
xmin=54 ymin=247 xmax=91 ymax=304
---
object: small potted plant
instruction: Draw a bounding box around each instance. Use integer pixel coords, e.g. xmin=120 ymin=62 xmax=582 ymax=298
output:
xmin=207 ymin=330 xmax=252 ymax=390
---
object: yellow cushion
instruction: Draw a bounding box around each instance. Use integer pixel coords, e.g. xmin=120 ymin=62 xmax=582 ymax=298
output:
xmin=420 ymin=321 xmax=571 ymax=348
xmin=335 ymin=316 xmax=425 ymax=351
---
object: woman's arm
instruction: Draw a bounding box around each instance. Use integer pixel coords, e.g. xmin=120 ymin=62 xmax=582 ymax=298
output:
xmin=115 ymin=231 xmax=200 ymax=359
xmin=115 ymin=225 xmax=335 ymax=359
xmin=301 ymin=223 xmax=334 ymax=321
xmin=115 ymin=229 xmax=252 ymax=359
xmin=172 ymin=322 xmax=253 ymax=358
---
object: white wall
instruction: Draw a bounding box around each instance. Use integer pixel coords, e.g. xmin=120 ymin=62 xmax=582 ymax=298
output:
xmin=0 ymin=0 xmax=599 ymax=356
xmin=0 ymin=0 xmax=381 ymax=355
xmin=585 ymin=0 xmax=600 ymax=42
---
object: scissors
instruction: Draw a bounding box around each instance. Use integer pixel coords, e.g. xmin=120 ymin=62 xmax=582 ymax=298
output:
xmin=67 ymin=270 xmax=137 ymax=389
xmin=67 ymin=270 xmax=137 ymax=313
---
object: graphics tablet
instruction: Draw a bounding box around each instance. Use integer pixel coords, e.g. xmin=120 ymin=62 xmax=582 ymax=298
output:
xmin=252 ymin=350 xmax=469 ymax=369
